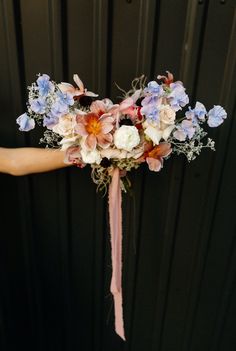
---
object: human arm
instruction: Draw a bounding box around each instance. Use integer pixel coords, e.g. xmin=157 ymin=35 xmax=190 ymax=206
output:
xmin=0 ymin=147 xmax=71 ymax=176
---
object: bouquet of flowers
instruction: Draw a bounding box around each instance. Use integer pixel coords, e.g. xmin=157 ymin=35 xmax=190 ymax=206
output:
xmin=16 ymin=71 xmax=227 ymax=340
xmin=17 ymin=71 xmax=227 ymax=193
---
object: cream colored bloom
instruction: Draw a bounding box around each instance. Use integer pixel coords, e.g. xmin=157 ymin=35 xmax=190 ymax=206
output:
xmin=80 ymin=148 xmax=101 ymax=164
xmin=53 ymin=113 xmax=77 ymax=136
xmin=159 ymin=105 xmax=176 ymax=125
xmin=113 ymin=125 xmax=140 ymax=151
xmin=143 ymin=120 xmax=175 ymax=145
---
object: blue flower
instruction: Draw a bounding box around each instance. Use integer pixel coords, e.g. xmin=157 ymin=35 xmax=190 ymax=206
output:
xmin=51 ymin=100 xmax=69 ymax=117
xmin=16 ymin=113 xmax=35 ymax=131
xmin=144 ymin=81 xmax=164 ymax=97
xmin=207 ymin=105 xmax=227 ymax=127
xmin=30 ymin=97 xmax=47 ymax=114
xmin=185 ymin=101 xmax=207 ymax=125
xmin=168 ymin=82 xmax=189 ymax=111
xmin=56 ymin=90 xmax=74 ymax=106
xmin=43 ymin=113 xmax=59 ymax=128
xmin=140 ymin=104 xmax=160 ymax=123
xmin=141 ymin=94 xmax=160 ymax=106
xmin=36 ymin=74 xmax=54 ymax=96
xmin=173 ymin=120 xmax=195 ymax=141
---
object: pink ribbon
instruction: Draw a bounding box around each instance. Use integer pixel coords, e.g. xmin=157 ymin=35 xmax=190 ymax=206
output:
xmin=108 ymin=168 xmax=126 ymax=340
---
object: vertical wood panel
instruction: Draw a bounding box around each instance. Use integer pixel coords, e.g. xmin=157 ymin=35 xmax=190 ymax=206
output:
xmin=0 ymin=1 xmax=39 ymax=349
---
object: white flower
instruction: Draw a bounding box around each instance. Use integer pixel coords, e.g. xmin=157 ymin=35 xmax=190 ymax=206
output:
xmin=143 ymin=120 xmax=175 ymax=145
xmin=52 ymin=113 xmax=76 ymax=136
xmin=113 ymin=125 xmax=140 ymax=151
xmin=144 ymin=124 xmax=163 ymax=145
xmin=59 ymin=135 xmax=80 ymax=151
xmin=80 ymin=148 xmax=101 ymax=164
xmin=159 ymin=105 xmax=176 ymax=125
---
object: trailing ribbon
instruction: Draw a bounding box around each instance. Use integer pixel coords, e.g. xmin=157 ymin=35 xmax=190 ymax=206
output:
xmin=108 ymin=167 xmax=125 ymax=340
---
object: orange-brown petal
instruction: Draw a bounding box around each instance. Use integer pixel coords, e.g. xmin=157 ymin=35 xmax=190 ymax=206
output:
xmin=148 ymin=143 xmax=171 ymax=159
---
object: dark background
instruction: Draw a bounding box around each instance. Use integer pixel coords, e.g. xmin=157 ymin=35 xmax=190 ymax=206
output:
xmin=0 ymin=0 xmax=236 ymax=350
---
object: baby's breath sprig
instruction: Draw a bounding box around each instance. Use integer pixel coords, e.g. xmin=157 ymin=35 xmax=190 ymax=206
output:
xmin=170 ymin=127 xmax=215 ymax=162
xmin=114 ymin=158 xmax=140 ymax=172
xmin=39 ymin=129 xmax=62 ymax=148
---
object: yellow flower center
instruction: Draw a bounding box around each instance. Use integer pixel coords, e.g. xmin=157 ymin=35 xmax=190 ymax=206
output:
xmin=86 ymin=113 xmax=101 ymax=135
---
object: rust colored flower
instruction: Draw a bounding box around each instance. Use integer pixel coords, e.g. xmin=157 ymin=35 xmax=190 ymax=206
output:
xmin=157 ymin=71 xmax=174 ymax=86
xmin=138 ymin=142 xmax=172 ymax=172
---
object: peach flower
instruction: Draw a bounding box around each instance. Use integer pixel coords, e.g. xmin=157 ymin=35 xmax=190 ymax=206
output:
xmin=58 ymin=74 xmax=98 ymax=98
xmin=75 ymin=112 xmax=114 ymax=150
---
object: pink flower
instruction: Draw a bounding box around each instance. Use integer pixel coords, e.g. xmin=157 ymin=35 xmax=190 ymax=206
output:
xmin=119 ymin=89 xmax=142 ymax=120
xmin=157 ymin=71 xmax=174 ymax=86
xmin=58 ymin=74 xmax=98 ymax=98
xmin=90 ymin=99 xmax=119 ymax=116
xmin=64 ymin=146 xmax=86 ymax=168
xmin=75 ymin=112 xmax=114 ymax=150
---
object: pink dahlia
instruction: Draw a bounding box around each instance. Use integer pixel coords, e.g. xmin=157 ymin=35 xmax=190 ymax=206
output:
xmin=75 ymin=112 xmax=114 ymax=150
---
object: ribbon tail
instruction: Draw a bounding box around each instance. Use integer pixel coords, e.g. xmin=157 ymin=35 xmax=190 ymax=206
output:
xmin=108 ymin=168 xmax=126 ymax=341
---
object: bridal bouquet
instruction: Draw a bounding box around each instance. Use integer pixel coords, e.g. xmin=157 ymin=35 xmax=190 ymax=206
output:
xmin=16 ymin=72 xmax=227 ymax=192
xmin=16 ymin=71 xmax=227 ymax=340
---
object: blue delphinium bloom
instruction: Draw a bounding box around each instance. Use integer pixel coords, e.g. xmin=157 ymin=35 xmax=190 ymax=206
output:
xmin=186 ymin=101 xmax=207 ymax=125
xmin=56 ymin=90 xmax=74 ymax=106
xmin=16 ymin=113 xmax=35 ymax=131
xmin=207 ymin=105 xmax=227 ymax=127
xmin=36 ymin=74 xmax=54 ymax=96
xmin=30 ymin=97 xmax=47 ymax=114
xmin=168 ymin=82 xmax=189 ymax=111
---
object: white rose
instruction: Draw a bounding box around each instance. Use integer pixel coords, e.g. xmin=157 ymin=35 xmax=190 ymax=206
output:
xmin=80 ymin=148 xmax=101 ymax=164
xmin=52 ymin=113 xmax=76 ymax=136
xmin=159 ymin=105 xmax=176 ymax=125
xmin=113 ymin=125 xmax=140 ymax=152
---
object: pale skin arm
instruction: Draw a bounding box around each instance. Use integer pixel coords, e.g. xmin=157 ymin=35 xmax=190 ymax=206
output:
xmin=0 ymin=147 xmax=71 ymax=176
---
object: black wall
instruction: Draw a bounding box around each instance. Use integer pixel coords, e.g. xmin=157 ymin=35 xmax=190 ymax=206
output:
xmin=0 ymin=1 xmax=236 ymax=350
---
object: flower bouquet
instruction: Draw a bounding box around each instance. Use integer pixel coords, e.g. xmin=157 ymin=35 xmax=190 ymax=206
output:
xmin=17 ymin=71 xmax=227 ymax=340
